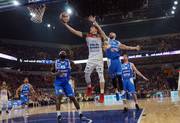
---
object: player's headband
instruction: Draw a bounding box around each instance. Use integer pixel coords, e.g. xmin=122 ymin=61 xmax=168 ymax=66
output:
xmin=59 ymin=51 xmax=67 ymax=56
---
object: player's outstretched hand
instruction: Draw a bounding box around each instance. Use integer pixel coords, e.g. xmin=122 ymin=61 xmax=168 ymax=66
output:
xmin=59 ymin=12 xmax=70 ymax=24
xmin=88 ymin=15 xmax=96 ymax=23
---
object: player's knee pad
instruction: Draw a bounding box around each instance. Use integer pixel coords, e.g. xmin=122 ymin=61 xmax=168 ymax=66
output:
xmin=85 ymin=72 xmax=91 ymax=84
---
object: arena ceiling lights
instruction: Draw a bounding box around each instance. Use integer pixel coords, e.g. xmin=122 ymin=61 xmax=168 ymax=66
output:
xmin=0 ymin=53 xmax=17 ymax=61
xmin=171 ymin=0 xmax=179 ymax=15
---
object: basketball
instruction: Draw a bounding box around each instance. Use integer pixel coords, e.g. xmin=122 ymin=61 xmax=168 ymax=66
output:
xmin=59 ymin=12 xmax=70 ymax=23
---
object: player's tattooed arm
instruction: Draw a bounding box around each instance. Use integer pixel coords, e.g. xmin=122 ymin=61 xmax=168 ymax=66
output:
xmin=15 ymin=85 xmax=22 ymax=98
xmin=120 ymin=44 xmax=140 ymax=51
xmin=70 ymin=60 xmax=75 ymax=70
xmin=131 ymin=63 xmax=149 ymax=81
xmin=88 ymin=16 xmax=108 ymax=41
xmin=30 ymin=84 xmax=36 ymax=96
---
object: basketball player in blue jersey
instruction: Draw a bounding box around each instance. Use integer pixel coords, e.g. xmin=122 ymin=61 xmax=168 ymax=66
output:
xmin=15 ymin=77 xmax=36 ymax=107
xmin=51 ymin=51 xmax=85 ymax=122
xmin=60 ymin=13 xmax=105 ymax=103
xmin=122 ymin=54 xmax=148 ymax=111
xmin=95 ymin=30 xmax=141 ymax=101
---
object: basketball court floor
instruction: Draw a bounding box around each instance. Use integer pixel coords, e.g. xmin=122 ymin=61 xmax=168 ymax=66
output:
xmin=1 ymin=97 xmax=180 ymax=123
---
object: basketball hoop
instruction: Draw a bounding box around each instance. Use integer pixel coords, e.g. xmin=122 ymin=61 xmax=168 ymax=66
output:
xmin=27 ymin=1 xmax=46 ymax=23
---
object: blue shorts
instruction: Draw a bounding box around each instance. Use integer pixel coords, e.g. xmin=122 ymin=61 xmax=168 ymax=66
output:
xmin=123 ymin=78 xmax=136 ymax=93
xmin=54 ymin=79 xmax=74 ymax=97
xmin=20 ymin=94 xmax=29 ymax=105
xmin=108 ymin=58 xmax=122 ymax=78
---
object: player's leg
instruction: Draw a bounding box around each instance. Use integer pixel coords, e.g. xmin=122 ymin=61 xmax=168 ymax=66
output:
xmin=20 ymin=95 xmax=29 ymax=116
xmin=110 ymin=76 xmax=120 ymax=100
xmin=115 ymin=59 xmax=124 ymax=93
xmin=132 ymin=93 xmax=140 ymax=110
xmin=64 ymin=82 xmax=84 ymax=119
xmin=54 ymin=84 xmax=64 ymax=122
xmin=96 ymin=62 xmax=105 ymax=103
xmin=84 ymin=61 xmax=95 ymax=96
xmin=122 ymin=79 xmax=128 ymax=112
xmin=128 ymin=78 xmax=140 ymax=110
xmin=24 ymin=96 xmax=29 ymax=115
xmin=0 ymin=99 xmax=3 ymax=114
xmin=56 ymin=95 xmax=63 ymax=122
xmin=117 ymin=75 xmax=123 ymax=90
xmin=5 ymin=100 xmax=9 ymax=113
xmin=109 ymin=59 xmax=121 ymax=100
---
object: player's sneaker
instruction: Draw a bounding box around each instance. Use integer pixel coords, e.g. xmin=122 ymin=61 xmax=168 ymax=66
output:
xmin=80 ymin=113 xmax=90 ymax=122
xmin=116 ymin=93 xmax=120 ymax=101
xmin=6 ymin=110 xmax=9 ymax=114
xmin=86 ymin=86 xmax=93 ymax=96
xmin=79 ymin=113 xmax=83 ymax=119
xmin=135 ymin=104 xmax=140 ymax=110
xmin=121 ymin=91 xmax=127 ymax=100
xmin=79 ymin=113 xmax=87 ymax=120
xmin=57 ymin=115 xmax=62 ymax=123
xmin=99 ymin=93 xmax=104 ymax=103
xmin=121 ymin=90 xmax=126 ymax=95
xmin=0 ymin=110 xmax=1 ymax=114
xmin=123 ymin=107 xmax=128 ymax=113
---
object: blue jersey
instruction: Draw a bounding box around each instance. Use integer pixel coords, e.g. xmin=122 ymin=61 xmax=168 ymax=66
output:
xmin=55 ymin=59 xmax=71 ymax=82
xmin=105 ymin=39 xmax=121 ymax=59
xmin=21 ymin=84 xmax=30 ymax=96
xmin=122 ymin=62 xmax=133 ymax=79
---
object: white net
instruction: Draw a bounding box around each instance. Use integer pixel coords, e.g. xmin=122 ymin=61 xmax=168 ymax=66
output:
xmin=27 ymin=0 xmax=46 ymax=23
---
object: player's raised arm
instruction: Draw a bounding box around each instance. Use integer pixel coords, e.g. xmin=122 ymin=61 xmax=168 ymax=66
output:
xmin=88 ymin=16 xmax=108 ymax=41
xmin=60 ymin=12 xmax=83 ymax=38
xmin=120 ymin=44 xmax=141 ymax=51
xmin=131 ymin=63 xmax=149 ymax=81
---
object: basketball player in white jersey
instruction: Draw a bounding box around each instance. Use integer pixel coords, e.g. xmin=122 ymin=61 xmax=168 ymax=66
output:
xmin=0 ymin=81 xmax=11 ymax=114
xmin=60 ymin=12 xmax=105 ymax=103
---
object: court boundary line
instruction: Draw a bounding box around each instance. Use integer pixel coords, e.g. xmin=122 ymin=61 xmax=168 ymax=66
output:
xmin=137 ymin=108 xmax=144 ymax=123
xmin=10 ymin=117 xmax=93 ymax=123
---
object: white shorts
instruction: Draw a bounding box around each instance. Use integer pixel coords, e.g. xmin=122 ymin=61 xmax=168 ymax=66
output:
xmin=84 ymin=59 xmax=104 ymax=74
xmin=0 ymin=98 xmax=8 ymax=108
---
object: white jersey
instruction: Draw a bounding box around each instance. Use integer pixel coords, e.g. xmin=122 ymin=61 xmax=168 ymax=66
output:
xmin=85 ymin=34 xmax=103 ymax=60
xmin=0 ymin=88 xmax=8 ymax=101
